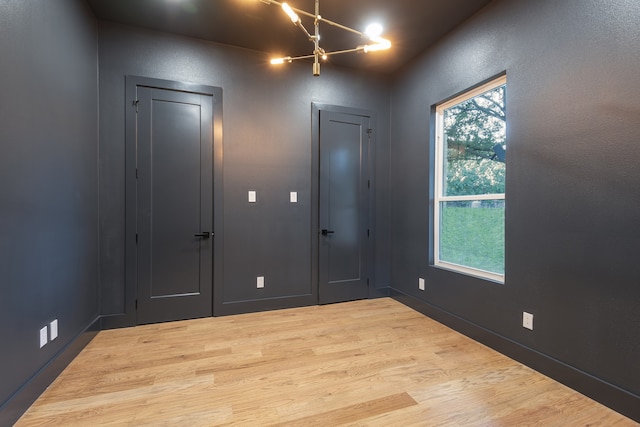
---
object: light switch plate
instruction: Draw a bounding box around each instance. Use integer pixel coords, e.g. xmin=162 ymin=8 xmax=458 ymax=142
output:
xmin=39 ymin=326 xmax=48 ymax=348
xmin=50 ymin=319 xmax=58 ymax=341
xmin=419 ymin=278 xmax=425 ymax=291
xmin=248 ymin=191 xmax=257 ymax=203
xmin=290 ymin=191 xmax=297 ymax=203
xmin=257 ymin=276 xmax=265 ymax=288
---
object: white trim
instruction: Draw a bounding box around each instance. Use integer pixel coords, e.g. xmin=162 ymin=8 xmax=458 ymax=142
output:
xmin=439 ymin=75 xmax=507 ymax=110
xmin=436 ymin=261 xmax=505 ymax=283
xmin=433 ymin=75 xmax=506 ymax=283
xmin=439 ymin=194 xmax=505 ymax=202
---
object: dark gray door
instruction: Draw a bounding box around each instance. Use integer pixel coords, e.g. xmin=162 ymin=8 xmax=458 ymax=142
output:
xmin=319 ymin=111 xmax=370 ymax=304
xmin=136 ymin=87 xmax=213 ymax=324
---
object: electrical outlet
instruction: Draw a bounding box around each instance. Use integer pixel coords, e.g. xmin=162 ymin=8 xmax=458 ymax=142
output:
xmin=418 ymin=278 xmax=425 ymax=291
xmin=290 ymin=191 xmax=298 ymax=203
xmin=248 ymin=190 xmax=257 ymax=203
xmin=257 ymin=276 xmax=265 ymax=289
xmin=39 ymin=326 xmax=48 ymax=348
xmin=522 ymin=312 xmax=534 ymax=330
xmin=50 ymin=319 xmax=58 ymax=341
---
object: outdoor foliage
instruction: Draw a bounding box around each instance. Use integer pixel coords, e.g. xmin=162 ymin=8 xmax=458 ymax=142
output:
xmin=445 ymin=159 xmax=505 ymax=196
xmin=440 ymin=203 xmax=505 ymax=275
xmin=437 ymin=82 xmax=506 ymax=276
xmin=443 ymin=84 xmax=506 ymax=196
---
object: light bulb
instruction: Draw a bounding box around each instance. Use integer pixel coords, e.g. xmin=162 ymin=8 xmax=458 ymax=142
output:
xmin=365 ymin=23 xmax=383 ymax=38
xmin=282 ymin=3 xmax=300 ymax=23
xmin=271 ymin=57 xmax=292 ymax=64
xmin=364 ymin=37 xmax=391 ymax=53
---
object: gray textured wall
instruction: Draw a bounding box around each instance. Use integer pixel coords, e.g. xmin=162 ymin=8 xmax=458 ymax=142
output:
xmin=390 ymin=0 xmax=640 ymax=396
xmin=0 ymin=0 xmax=99 ymax=409
xmin=98 ymin=23 xmax=391 ymax=319
xmin=5 ymin=0 xmax=637 ymax=419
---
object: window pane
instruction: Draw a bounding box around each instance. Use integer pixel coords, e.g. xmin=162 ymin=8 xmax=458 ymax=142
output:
xmin=439 ymin=200 xmax=504 ymax=275
xmin=442 ymin=84 xmax=506 ymax=197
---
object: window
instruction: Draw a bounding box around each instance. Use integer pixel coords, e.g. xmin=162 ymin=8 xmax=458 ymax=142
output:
xmin=434 ymin=75 xmax=506 ymax=282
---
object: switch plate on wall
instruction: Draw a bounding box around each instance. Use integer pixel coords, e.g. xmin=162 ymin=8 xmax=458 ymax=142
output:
xmin=290 ymin=191 xmax=297 ymax=203
xmin=39 ymin=326 xmax=48 ymax=348
xmin=50 ymin=319 xmax=58 ymax=341
xmin=523 ymin=312 xmax=534 ymax=330
xmin=419 ymin=278 xmax=425 ymax=291
xmin=248 ymin=190 xmax=257 ymax=203
xmin=257 ymin=276 xmax=265 ymax=288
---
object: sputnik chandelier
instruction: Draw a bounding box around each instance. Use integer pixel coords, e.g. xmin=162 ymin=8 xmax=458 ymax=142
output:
xmin=261 ymin=0 xmax=391 ymax=76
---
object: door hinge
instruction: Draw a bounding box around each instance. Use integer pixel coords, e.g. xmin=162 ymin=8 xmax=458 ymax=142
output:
xmin=133 ymin=99 xmax=139 ymax=113
xmin=367 ymin=229 xmax=370 ymax=237
xmin=367 ymin=278 xmax=370 ymax=285
xmin=135 ymin=299 xmax=138 ymax=310
xmin=135 ymin=168 xmax=139 ymax=179
xmin=135 ymin=233 xmax=138 ymax=243
xmin=368 ymin=179 xmax=370 ymax=189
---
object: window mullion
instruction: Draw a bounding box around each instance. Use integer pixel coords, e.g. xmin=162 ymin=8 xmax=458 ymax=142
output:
xmin=439 ymin=193 xmax=505 ymax=202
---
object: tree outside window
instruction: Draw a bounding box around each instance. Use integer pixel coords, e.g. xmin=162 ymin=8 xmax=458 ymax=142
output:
xmin=434 ymin=76 xmax=506 ymax=282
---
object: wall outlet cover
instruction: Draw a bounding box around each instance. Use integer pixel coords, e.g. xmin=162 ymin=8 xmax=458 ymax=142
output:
xmin=257 ymin=276 xmax=265 ymax=288
xmin=248 ymin=190 xmax=257 ymax=203
xmin=523 ymin=312 xmax=534 ymax=330
xmin=419 ymin=278 xmax=425 ymax=291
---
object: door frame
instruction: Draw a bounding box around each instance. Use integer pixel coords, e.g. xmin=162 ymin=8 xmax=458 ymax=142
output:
xmin=103 ymin=76 xmax=223 ymax=329
xmin=311 ymin=103 xmax=377 ymax=302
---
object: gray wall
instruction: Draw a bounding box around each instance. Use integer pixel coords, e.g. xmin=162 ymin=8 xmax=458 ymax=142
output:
xmin=98 ymin=23 xmax=391 ymax=319
xmin=0 ymin=0 xmax=99 ymax=411
xmin=390 ymin=0 xmax=640 ymax=397
xmin=4 ymin=0 xmax=637 ymax=420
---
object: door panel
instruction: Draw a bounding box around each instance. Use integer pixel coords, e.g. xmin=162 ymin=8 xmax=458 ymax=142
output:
xmin=319 ymin=111 xmax=370 ymax=304
xmin=136 ymin=87 xmax=213 ymax=324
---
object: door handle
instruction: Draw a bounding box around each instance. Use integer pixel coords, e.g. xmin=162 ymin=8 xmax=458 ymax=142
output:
xmin=194 ymin=232 xmax=212 ymax=239
xmin=321 ymin=229 xmax=335 ymax=236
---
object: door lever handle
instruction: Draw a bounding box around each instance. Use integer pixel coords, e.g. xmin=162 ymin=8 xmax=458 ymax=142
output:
xmin=194 ymin=232 xmax=212 ymax=239
xmin=321 ymin=229 xmax=335 ymax=236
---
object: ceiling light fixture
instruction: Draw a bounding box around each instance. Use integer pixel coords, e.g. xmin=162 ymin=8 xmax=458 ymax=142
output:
xmin=261 ymin=0 xmax=391 ymax=76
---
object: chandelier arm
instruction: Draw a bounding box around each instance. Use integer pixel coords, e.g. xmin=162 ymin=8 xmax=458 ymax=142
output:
xmin=289 ymin=5 xmax=315 ymax=21
xmin=316 ymin=17 xmax=364 ymax=37
xmin=273 ymin=45 xmax=378 ymax=63
xmin=262 ymin=0 xmax=317 ymax=21
xmin=286 ymin=54 xmax=318 ymax=61
xmin=295 ymin=21 xmax=314 ymax=41
xmin=322 ymin=47 xmax=365 ymax=57
xmin=263 ymin=0 xmax=365 ymax=37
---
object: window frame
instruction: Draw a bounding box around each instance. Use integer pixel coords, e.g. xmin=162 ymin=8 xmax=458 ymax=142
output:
xmin=433 ymin=75 xmax=507 ymax=283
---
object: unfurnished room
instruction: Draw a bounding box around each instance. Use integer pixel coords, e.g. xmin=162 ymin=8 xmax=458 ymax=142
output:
xmin=1 ymin=0 xmax=639 ymax=425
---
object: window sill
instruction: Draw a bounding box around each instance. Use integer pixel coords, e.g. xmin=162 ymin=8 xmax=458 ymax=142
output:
xmin=433 ymin=261 xmax=505 ymax=284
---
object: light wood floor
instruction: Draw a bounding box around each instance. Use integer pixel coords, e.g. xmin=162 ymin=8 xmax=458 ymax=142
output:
xmin=17 ymin=298 xmax=636 ymax=426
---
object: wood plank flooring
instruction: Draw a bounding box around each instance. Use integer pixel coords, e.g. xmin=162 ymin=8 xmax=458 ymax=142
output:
xmin=17 ymin=298 xmax=637 ymax=426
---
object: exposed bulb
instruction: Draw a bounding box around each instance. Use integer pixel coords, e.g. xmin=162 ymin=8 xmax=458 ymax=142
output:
xmin=270 ymin=56 xmax=291 ymax=65
xmin=365 ymin=23 xmax=383 ymax=38
xmin=363 ymin=37 xmax=391 ymax=53
xmin=282 ymin=3 xmax=300 ymax=23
